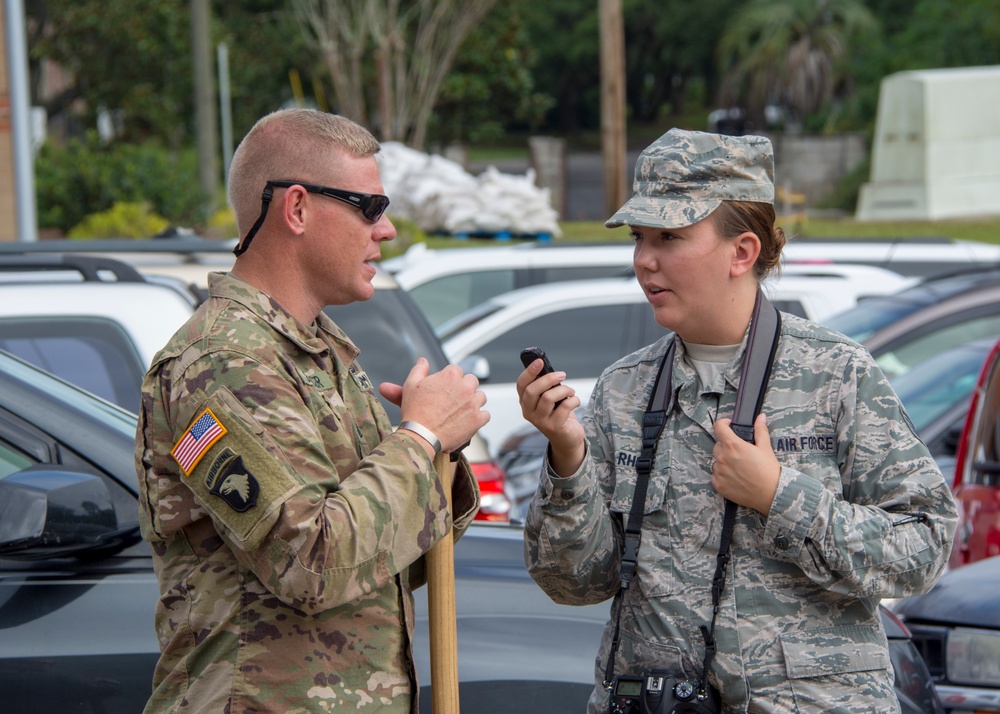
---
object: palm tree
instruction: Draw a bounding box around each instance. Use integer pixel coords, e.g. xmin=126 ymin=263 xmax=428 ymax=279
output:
xmin=717 ymin=0 xmax=877 ymax=131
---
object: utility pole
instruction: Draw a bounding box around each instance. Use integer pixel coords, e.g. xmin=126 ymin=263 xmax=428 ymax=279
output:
xmin=1 ymin=0 xmax=36 ymax=242
xmin=599 ymin=0 xmax=627 ymax=220
xmin=191 ymin=0 xmax=218 ymax=217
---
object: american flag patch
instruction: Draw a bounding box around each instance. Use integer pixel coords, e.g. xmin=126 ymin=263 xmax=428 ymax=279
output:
xmin=172 ymin=408 xmax=227 ymax=476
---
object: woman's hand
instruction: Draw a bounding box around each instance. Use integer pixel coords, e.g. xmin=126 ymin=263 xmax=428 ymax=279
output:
xmin=516 ymin=357 xmax=585 ymax=478
xmin=712 ymin=413 xmax=781 ymax=515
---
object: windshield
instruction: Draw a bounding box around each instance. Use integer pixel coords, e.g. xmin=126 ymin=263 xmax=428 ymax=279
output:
xmin=324 ymin=287 xmax=449 ymax=423
xmin=891 ymin=340 xmax=994 ymax=432
xmin=825 ymin=273 xmax=1000 ymax=343
xmin=0 ymin=350 xmax=138 ymax=437
xmin=825 ymin=296 xmax=929 ymax=343
xmin=435 ymin=302 xmax=506 ymax=343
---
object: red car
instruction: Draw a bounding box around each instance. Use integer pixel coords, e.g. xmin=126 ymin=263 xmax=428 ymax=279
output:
xmin=949 ymin=335 xmax=1000 ymax=568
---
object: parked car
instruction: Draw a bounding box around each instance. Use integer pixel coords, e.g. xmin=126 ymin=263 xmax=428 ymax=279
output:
xmin=820 ymin=268 xmax=1000 ymax=480
xmin=781 ymin=236 xmax=1000 ymax=279
xmin=0 ymin=243 xmax=510 ymax=522
xmin=824 ymin=268 xmax=1000 ymax=382
xmin=382 ymin=237 xmax=997 ymax=330
xmin=0 ymin=350 xmax=943 ymax=713
xmin=949 ymin=336 xmax=1000 ymax=569
xmin=894 ymin=555 xmax=1000 ymax=713
xmin=890 ymin=337 xmax=998 ymax=476
xmin=443 ymin=266 xmax=915 ymax=454
xmin=0 ymin=253 xmax=199 ymax=410
xmin=385 ymin=242 xmax=635 ymax=328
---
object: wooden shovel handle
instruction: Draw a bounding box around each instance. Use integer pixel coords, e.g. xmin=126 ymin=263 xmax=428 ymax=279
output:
xmin=426 ymin=451 xmax=460 ymax=713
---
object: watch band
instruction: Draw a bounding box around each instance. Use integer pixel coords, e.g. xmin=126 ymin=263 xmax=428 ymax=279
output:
xmin=398 ymin=420 xmax=442 ymax=457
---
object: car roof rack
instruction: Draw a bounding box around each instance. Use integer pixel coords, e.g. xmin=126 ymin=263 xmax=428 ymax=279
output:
xmin=0 ymin=237 xmax=238 ymax=256
xmin=0 ymin=253 xmax=146 ymax=282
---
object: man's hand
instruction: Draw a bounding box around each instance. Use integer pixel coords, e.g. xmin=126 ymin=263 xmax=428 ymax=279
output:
xmin=712 ymin=413 xmax=781 ymax=515
xmin=379 ymin=358 xmax=489 ymax=454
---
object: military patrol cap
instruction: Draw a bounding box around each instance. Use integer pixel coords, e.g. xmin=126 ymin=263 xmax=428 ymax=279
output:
xmin=606 ymin=128 xmax=775 ymax=229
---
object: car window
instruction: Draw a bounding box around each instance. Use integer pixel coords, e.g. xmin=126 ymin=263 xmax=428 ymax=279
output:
xmin=0 ymin=442 xmax=32 ymax=479
xmin=0 ymin=316 xmax=146 ymax=410
xmin=770 ymin=299 xmax=808 ymax=319
xmin=473 ymin=304 xmax=641 ymax=384
xmin=824 ymin=297 xmax=926 ymax=343
xmin=891 ymin=343 xmax=992 ymax=433
xmin=875 ymin=314 xmax=1000 ymax=380
xmin=532 ymin=265 xmax=631 ymax=284
xmin=408 ymin=270 xmax=517 ymax=328
xmin=324 ymin=288 xmax=449 ymax=424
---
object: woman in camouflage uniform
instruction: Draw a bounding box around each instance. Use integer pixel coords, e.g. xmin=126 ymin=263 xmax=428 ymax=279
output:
xmin=517 ymin=128 xmax=957 ymax=713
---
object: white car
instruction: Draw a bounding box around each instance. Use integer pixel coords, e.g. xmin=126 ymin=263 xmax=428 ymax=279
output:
xmin=442 ymin=266 xmax=916 ymax=454
xmin=384 ymin=237 xmax=991 ymax=330
xmin=385 ymin=242 xmax=635 ymax=329
xmin=0 ymin=254 xmax=199 ymax=410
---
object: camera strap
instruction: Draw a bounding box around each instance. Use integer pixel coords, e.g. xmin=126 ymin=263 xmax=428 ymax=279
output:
xmin=603 ymin=290 xmax=781 ymax=693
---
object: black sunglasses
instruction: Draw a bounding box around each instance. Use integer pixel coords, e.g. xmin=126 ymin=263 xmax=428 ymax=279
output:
xmin=233 ymin=180 xmax=390 ymax=256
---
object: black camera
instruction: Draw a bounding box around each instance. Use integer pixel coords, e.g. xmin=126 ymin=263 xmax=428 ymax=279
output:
xmin=609 ymin=672 xmax=720 ymax=714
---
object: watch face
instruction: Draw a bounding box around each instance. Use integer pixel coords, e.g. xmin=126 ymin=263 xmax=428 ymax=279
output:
xmin=673 ymin=680 xmax=696 ymax=700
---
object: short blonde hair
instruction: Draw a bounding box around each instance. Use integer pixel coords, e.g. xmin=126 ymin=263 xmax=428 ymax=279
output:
xmin=228 ymin=109 xmax=380 ymax=237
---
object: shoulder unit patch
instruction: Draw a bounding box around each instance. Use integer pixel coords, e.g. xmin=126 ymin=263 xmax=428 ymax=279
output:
xmin=205 ymin=448 xmax=260 ymax=512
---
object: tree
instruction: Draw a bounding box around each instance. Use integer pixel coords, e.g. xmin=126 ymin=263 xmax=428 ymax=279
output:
xmin=29 ymin=0 xmax=195 ymax=146
xmin=518 ymin=0 xmax=602 ymax=134
xmin=621 ymin=0 xmax=747 ymax=125
xmin=291 ymin=0 xmax=497 ymax=149
xmin=716 ymin=0 xmax=878 ymax=131
xmin=429 ymin=4 xmax=554 ymax=146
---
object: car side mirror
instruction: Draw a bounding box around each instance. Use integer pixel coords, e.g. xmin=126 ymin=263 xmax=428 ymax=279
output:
xmin=0 ymin=466 xmax=138 ymax=560
xmin=458 ymin=354 xmax=490 ymax=382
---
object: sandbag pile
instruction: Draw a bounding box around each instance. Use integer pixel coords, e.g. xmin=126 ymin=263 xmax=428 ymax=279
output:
xmin=376 ymin=142 xmax=562 ymax=238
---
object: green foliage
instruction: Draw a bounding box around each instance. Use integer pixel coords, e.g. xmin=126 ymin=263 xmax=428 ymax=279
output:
xmin=212 ymin=1 xmax=315 ymax=140
xmin=67 ymin=202 xmax=170 ymax=239
xmin=33 ymin=0 xmax=194 ymax=145
xmin=717 ymin=0 xmax=879 ymax=129
xmin=34 ymin=133 xmax=209 ymax=234
xmin=204 ymin=205 xmax=239 ymax=240
xmin=381 ymin=215 xmax=431 ymax=260
xmin=430 ymin=4 xmax=554 ymax=145
xmin=815 ymin=156 xmax=871 ymax=213
xmin=517 ymin=0 xmax=602 ymax=133
xmin=891 ymin=0 xmax=1000 ymax=69
xmin=622 ymin=0 xmax=744 ymax=124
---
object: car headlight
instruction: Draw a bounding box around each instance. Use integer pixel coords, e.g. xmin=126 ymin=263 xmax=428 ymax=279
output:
xmin=947 ymin=627 xmax=1000 ymax=686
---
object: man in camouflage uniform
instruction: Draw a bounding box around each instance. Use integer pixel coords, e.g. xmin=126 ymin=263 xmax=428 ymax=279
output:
xmin=518 ymin=128 xmax=957 ymax=713
xmin=136 ymin=108 xmax=487 ymax=713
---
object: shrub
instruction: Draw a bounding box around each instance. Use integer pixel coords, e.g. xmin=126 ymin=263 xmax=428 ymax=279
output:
xmin=382 ymin=215 xmax=429 ymax=259
xmin=204 ymin=205 xmax=238 ymax=240
xmin=35 ymin=133 xmax=210 ymax=234
xmin=66 ymin=201 xmax=171 ymax=239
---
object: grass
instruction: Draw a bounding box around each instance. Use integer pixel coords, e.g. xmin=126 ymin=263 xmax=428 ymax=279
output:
xmin=781 ymin=215 xmax=1000 ymax=245
xmin=398 ymin=215 xmax=1000 ymax=250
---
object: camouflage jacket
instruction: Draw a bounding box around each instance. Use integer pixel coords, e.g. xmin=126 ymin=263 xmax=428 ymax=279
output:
xmin=524 ymin=313 xmax=957 ymax=714
xmin=136 ymin=272 xmax=479 ymax=713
